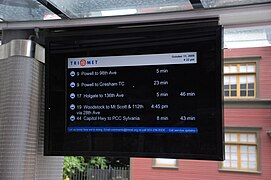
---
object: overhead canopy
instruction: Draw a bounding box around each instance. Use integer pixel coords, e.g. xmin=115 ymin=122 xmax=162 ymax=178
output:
xmin=0 ymin=1 xmax=271 ymax=48
xmin=0 ymin=0 xmax=271 ymax=22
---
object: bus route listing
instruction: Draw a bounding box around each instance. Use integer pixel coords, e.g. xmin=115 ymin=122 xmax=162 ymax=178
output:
xmin=66 ymin=52 xmax=198 ymax=133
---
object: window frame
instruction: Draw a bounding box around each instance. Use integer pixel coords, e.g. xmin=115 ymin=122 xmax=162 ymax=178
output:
xmin=219 ymin=127 xmax=262 ymax=174
xmin=152 ymin=158 xmax=179 ymax=169
xmin=224 ymin=57 xmax=260 ymax=99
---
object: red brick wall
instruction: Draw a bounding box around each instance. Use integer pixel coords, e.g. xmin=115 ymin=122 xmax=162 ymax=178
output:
xmin=131 ymin=109 xmax=271 ymax=180
xmin=131 ymin=47 xmax=271 ymax=180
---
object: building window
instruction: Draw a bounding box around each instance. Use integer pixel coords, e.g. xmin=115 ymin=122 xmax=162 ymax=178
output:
xmin=152 ymin=158 xmax=178 ymax=169
xmin=224 ymin=63 xmax=256 ymax=98
xmin=222 ymin=131 xmax=260 ymax=172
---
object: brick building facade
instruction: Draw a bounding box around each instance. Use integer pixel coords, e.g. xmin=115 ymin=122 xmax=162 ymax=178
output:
xmin=131 ymin=46 xmax=271 ymax=180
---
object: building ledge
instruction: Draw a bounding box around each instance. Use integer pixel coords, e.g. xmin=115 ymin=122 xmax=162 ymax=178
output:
xmin=219 ymin=169 xmax=261 ymax=174
xmin=224 ymin=98 xmax=271 ymax=108
xmin=152 ymin=166 xmax=179 ymax=170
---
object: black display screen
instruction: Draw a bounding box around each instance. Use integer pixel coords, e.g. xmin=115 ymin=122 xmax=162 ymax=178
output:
xmin=45 ymin=18 xmax=224 ymax=160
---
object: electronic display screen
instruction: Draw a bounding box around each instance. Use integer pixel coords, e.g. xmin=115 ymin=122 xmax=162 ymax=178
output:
xmin=66 ymin=52 xmax=198 ymax=134
xmin=45 ymin=18 xmax=224 ymax=160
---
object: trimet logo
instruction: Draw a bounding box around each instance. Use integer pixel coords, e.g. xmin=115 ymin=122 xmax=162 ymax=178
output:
xmin=70 ymin=59 xmax=98 ymax=67
xmin=80 ymin=59 xmax=86 ymax=66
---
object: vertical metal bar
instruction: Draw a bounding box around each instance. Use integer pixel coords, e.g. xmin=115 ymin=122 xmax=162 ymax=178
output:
xmin=108 ymin=165 xmax=111 ymax=180
xmin=122 ymin=167 xmax=124 ymax=179
xmin=94 ymin=167 xmax=97 ymax=180
xmin=72 ymin=169 xmax=74 ymax=180
xmin=79 ymin=168 xmax=81 ymax=180
xmin=86 ymin=165 xmax=88 ymax=180
xmin=93 ymin=167 xmax=95 ymax=180
xmin=71 ymin=169 xmax=73 ymax=180
xmin=85 ymin=167 xmax=87 ymax=180
xmin=87 ymin=165 xmax=90 ymax=180
xmin=96 ymin=166 xmax=97 ymax=180
xmin=97 ymin=167 xmax=100 ymax=180
xmin=104 ymin=168 xmax=107 ymax=180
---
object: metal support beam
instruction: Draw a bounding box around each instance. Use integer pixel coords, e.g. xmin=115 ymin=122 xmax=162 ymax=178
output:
xmin=36 ymin=0 xmax=70 ymax=19
xmin=189 ymin=0 xmax=204 ymax=9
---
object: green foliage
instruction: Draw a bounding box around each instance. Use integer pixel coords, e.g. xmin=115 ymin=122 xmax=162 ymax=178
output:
xmin=87 ymin=157 xmax=108 ymax=169
xmin=63 ymin=156 xmax=86 ymax=179
xmin=63 ymin=156 xmax=108 ymax=179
